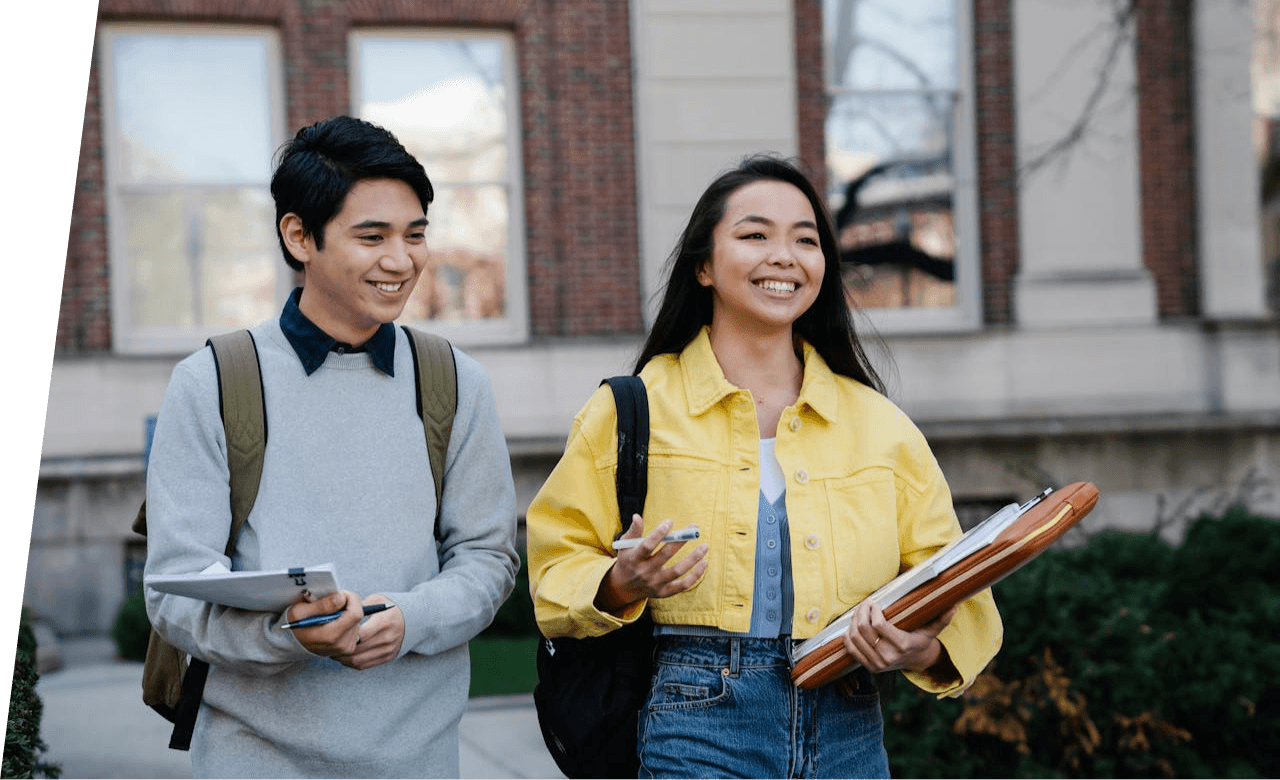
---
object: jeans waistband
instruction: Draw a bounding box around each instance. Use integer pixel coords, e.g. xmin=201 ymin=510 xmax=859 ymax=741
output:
xmin=653 ymin=634 xmax=878 ymax=693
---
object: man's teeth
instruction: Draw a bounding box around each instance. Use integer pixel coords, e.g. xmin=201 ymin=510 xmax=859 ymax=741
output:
xmin=757 ymin=280 xmax=796 ymax=293
xmin=373 ymin=282 xmax=403 ymax=292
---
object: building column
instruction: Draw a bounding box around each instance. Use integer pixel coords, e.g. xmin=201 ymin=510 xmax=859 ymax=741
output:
xmin=1195 ymin=0 xmax=1267 ymax=320
xmin=1013 ymin=0 xmax=1157 ymax=327
xmin=630 ymin=0 xmax=800 ymax=327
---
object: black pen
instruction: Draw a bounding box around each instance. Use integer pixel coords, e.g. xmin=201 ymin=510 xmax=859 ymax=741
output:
xmin=279 ymin=602 xmax=397 ymax=630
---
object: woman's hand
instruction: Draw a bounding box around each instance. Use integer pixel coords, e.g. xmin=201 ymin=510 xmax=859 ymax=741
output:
xmin=841 ymin=600 xmax=958 ymax=676
xmin=594 ymin=515 xmax=709 ymax=614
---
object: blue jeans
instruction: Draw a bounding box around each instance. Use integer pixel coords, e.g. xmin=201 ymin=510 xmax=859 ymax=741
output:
xmin=637 ymin=636 xmax=890 ymax=779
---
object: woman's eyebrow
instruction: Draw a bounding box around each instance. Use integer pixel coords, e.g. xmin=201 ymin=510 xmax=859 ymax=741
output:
xmin=733 ymin=214 xmax=818 ymax=230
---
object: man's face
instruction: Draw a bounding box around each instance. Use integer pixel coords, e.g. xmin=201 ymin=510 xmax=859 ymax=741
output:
xmin=284 ymin=178 xmax=428 ymax=344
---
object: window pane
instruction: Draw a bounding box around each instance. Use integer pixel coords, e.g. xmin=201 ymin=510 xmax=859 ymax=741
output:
xmin=356 ymin=37 xmax=509 ymax=181
xmin=354 ymin=32 xmax=518 ymax=330
xmin=825 ymin=0 xmax=956 ymax=90
xmin=826 ymin=92 xmax=957 ymax=311
xmin=401 ymin=185 xmax=508 ymax=322
xmin=824 ymin=0 xmax=962 ymax=316
xmin=121 ymin=188 xmax=278 ymax=328
xmin=827 ymin=91 xmax=954 ymax=173
xmin=1255 ymin=0 xmax=1280 ymax=314
xmin=111 ymin=34 xmax=273 ymax=184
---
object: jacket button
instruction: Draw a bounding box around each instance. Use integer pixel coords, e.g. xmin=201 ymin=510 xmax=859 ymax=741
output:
xmin=794 ymin=469 xmax=809 ymax=484
xmin=789 ymin=417 xmax=802 ymax=432
xmin=804 ymin=535 xmax=820 ymax=550
xmin=806 ymin=608 xmax=820 ymax=623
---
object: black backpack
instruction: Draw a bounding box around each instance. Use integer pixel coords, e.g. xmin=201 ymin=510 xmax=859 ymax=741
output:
xmin=533 ymin=375 xmax=656 ymax=778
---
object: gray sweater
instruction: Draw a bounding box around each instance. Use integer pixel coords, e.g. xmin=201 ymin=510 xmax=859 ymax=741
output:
xmin=143 ymin=318 xmax=519 ymax=778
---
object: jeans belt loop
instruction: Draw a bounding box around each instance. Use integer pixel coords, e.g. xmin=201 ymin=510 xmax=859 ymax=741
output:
xmin=728 ymin=637 xmax=741 ymax=675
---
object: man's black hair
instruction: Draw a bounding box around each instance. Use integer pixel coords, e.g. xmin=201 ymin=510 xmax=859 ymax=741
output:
xmin=270 ymin=116 xmax=435 ymax=271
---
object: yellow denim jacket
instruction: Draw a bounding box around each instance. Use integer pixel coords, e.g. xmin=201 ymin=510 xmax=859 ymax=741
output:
xmin=526 ymin=327 xmax=1002 ymax=695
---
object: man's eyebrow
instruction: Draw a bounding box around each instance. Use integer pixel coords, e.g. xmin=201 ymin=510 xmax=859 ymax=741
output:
xmin=348 ymin=217 xmax=429 ymax=230
xmin=733 ymin=214 xmax=818 ymax=230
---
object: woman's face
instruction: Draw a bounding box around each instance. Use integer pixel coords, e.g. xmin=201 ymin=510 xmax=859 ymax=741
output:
xmin=696 ymin=179 xmax=825 ymax=335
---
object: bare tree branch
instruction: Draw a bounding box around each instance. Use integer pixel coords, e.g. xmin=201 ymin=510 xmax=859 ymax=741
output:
xmin=1019 ymin=0 xmax=1138 ymax=180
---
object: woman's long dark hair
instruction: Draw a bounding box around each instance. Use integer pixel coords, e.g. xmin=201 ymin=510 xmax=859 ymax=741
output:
xmin=633 ymin=155 xmax=886 ymax=395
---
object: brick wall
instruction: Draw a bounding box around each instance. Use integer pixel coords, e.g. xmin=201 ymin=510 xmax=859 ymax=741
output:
xmin=974 ymin=0 xmax=1019 ymax=326
xmin=1135 ymin=0 xmax=1199 ymax=318
xmin=794 ymin=0 xmax=826 ymax=195
xmin=60 ymin=0 xmax=641 ymax=353
xmin=59 ymin=51 xmax=111 ymax=351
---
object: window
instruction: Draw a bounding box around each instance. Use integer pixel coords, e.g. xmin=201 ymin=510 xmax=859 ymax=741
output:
xmin=351 ymin=29 xmax=528 ymax=344
xmin=823 ymin=0 xmax=980 ymax=331
xmin=1256 ymin=0 xmax=1280 ymax=314
xmin=100 ymin=25 xmax=288 ymax=354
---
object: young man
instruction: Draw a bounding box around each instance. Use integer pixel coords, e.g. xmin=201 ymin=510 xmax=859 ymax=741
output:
xmin=143 ymin=116 xmax=519 ymax=777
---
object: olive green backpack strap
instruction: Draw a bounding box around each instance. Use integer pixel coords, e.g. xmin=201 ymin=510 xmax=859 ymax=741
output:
xmin=208 ymin=329 xmax=267 ymax=545
xmin=138 ymin=329 xmax=265 ymax=751
xmin=402 ymin=326 xmax=457 ymax=528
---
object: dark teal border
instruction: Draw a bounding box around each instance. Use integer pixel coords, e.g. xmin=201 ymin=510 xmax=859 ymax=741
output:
xmin=0 ymin=3 xmax=98 ymax=722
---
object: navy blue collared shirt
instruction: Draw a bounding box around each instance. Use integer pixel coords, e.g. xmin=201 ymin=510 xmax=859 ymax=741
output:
xmin=278 ymin=287 xmax=397 ymax=377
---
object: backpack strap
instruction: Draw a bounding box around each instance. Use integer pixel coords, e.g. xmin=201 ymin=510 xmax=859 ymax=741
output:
xmin=601 ymin=376 xmax=649 ymax=535
xmin=207 ymin=329 xmax=266 ymax=552
xmin=402 ymin=326 xmax=457 ymax=524
xmin=166 ymin=330 xmax=265 ymax=751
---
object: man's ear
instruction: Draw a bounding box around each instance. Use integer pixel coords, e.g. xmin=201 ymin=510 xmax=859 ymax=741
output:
xmin=279 ymin=213 xmax=311 ymax=267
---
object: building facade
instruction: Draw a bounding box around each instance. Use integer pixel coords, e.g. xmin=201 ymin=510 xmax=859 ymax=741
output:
xmin=29 ymin=0 xmax=1280 ymax=638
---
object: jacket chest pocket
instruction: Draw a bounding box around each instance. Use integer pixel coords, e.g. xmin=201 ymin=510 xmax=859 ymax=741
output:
xmin=642 ymin=460 xmax=721 ymax=541
xmin=823 ymin=469 xmax=901 ymax=604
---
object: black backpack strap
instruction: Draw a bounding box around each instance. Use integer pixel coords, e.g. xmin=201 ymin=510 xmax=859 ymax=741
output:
xmin=167 ymin=330 xmax=264 ymax=751
xmin=402 ymin=326 xmax=457 ymax=535
xmin=601 ymin=376 xmax=648 ymax=536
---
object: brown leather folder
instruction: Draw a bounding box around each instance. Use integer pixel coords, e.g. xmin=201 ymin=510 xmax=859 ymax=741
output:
xmin=790 ymin=481 xmax=1100 ymax=689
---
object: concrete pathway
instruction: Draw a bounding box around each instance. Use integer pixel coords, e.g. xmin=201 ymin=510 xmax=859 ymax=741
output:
xmin=34 ymin=637 xmax=564 ymax=779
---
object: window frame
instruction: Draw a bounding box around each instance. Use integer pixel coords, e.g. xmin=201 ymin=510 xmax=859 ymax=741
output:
xmin=349 ymin=27 xmax=530 ymax=347
xmin=822 ymin=0 xmax=982 ymax=333
xmin=100 ymin=22 xmax=291 ymax=355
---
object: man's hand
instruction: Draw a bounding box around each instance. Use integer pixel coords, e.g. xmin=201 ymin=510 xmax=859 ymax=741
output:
xmin=287 ymin=591 xmax=363 ymax=658
xmin=332 ymin=594 xmax=405 ymax=670
xmin=841 ymin=600 xmax=958 ymax=676
xmin=594 ymin=515 xmax=709 ymax=614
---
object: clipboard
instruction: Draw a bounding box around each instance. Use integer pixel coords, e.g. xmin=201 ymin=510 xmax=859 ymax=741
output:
xmin=790 ymin=482 xmax=1099 ymax=689
xmin=144 ymin=562 xmax=341 ymax=612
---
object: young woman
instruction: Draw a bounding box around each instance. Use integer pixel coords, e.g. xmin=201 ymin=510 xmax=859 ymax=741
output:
xmin=526 ymin=156 xmax=1002 ymax=778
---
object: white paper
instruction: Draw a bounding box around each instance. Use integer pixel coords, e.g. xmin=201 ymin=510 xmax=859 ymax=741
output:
xmin=145 ymin=562 xmax=341 ymax=612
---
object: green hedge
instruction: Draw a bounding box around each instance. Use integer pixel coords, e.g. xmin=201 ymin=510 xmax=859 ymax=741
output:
xmin=2 ymin=610 xmax=60 ymax=779
xmin=882 ymin=507 xmax=1280 ymax=778
xmin=111 ymin=585 xmax=150 ymax=663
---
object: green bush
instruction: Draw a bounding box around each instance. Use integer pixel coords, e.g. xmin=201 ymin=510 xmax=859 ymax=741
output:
xmin=882 ymin=508 xmax=1280 ymax=778
xmin=2 ymin=609 xmax=60 ymax=779
xmin=111 ymin=585 xmax=151 ymax=663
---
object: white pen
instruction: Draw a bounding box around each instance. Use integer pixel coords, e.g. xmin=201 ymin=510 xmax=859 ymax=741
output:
xmin=612 ymin=526 xmax=700 ymax=550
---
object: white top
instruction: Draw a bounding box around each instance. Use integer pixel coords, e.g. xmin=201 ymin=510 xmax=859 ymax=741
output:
xmin=759 ymin=437 xmax=785 ymax=503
